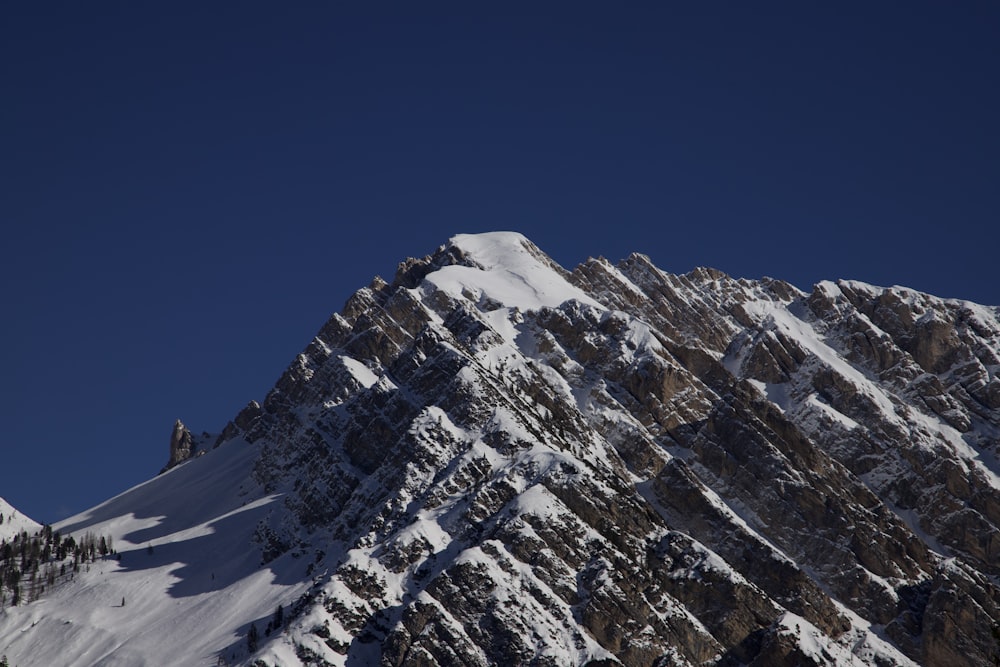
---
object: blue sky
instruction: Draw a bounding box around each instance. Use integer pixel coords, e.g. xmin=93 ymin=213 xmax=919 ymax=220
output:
xmin=3 ymin=2 xmax=998 ymax=523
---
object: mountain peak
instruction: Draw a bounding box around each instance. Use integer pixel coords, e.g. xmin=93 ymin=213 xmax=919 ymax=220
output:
xmin=4 ymin=233 xmax=1000 ymax=667
xmin=446 ymin=230 xmax=534 ymax=265
xmin=426 ymin=231 xmax=601 ymax=311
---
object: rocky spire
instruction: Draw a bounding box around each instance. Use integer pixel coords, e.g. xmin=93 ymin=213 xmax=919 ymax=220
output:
xmin=162 ymin=418 xmax=194 ymax=472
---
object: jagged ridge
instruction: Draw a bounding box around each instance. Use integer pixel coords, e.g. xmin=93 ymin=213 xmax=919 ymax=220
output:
xmin=219 ymin=233 xmax=1000 ymax=666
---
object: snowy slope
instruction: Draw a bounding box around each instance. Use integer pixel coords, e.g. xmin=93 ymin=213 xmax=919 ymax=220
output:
xmin=0 ymin=440 xmax=312 ymax=666
xmin=0 ymin=497 xmax=40 ymax=542
xmin=1 ymin=232 xmax=998 ymax=666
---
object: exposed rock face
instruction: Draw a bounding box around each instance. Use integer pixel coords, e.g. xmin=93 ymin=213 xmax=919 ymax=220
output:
xmin=162 ymin=418 xmax=218 ymax=472
xmin=208 ymin=233 xmax=1000 ymax=666
xmin=165 ymin=418 xmax=194 ymax=470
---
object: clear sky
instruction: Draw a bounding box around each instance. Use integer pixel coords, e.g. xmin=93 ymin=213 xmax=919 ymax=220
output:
xmin=3 ymin=2 xmax=998 ymax=523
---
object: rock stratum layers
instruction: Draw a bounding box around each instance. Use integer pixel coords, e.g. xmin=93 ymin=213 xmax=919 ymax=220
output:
xmin=183 ymin=232 xmax=1000 ymax=667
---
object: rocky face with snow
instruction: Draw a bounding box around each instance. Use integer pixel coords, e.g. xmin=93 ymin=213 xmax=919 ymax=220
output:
xmin=3 ymin=232 xmax=999 ymax=666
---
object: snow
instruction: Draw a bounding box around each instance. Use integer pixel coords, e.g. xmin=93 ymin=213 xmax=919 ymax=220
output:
xmin=481 ymin=306 xmax=521 ymax=343
xmin=485 ymin=405 xmax=536 ymax=445
xmin=776 ymin=608 xmax=920 ymax=667
xmin=338 ymin=354 xmax=378 ymax=389
xmin=737 ymin=283 xmax=1000 ymax=512
xmin=748 ymin=378 xmax=793 ymax=413
xmin=774 ymin=611 xmax=871 ymax=666
xmin=591 ymin=256 xmax=649 ymax=300
xmin=0 ymin=440 xmax=313 ymax=666
xmin=689 ymin=482 xmax=798 ymax=567
xmin=748 ymin=379 xmax=860 ymax=433
xmin=509 ymin=483 xmax=565 ymax=520
xmin=805 ymin=392 xmax=861 ymax=430
xmin=0 ymin=497 xmax=41 ymax=542
xmin=451 ymin=543 xmax=615 ymax=665
xmin=745 ymin=301 xmax=901 ymax=418
xmin=838 ymin=280 xmax=882 ymax=298
xmin=424 ymin=232 xmax=602 ymax=311
xmin=815 ymin=280 xmax=844 ymax=299
xmin=721 ymin=333 xmax=751 ymax=376
xmin=963 ymin=301 xmax=1000 ymax=332
xmin=904 ymin=406 xmax=1000 ymax=491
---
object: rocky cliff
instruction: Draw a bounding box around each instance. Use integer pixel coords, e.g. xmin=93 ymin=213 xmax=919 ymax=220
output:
xmin=173 ymin=233 xmax=1000 ymax=666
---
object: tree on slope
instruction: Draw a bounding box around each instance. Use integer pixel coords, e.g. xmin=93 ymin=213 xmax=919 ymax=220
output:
xmin=247 ymin=622 xmax=259 ymax=653
xmin=272 ymin=604 xmax=284 ymax=630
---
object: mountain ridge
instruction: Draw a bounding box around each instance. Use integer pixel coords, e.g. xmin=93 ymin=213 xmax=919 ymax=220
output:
xmin=1 ymin=232 xmax=998 ymax=666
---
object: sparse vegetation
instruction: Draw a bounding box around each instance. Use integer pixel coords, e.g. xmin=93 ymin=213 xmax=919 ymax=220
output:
xmin=247 ymin=622 xmax=259 ymax=653
xmin=0 ymin=525 xmax=114 ymax=608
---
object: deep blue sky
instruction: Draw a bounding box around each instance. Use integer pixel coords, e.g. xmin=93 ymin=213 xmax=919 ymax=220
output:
xmin=3 ymin=2 xmax=998 ymax=523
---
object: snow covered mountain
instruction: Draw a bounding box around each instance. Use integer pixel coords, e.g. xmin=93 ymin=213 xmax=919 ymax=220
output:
xmin=2 ymin=232 xmax=999 ymax=666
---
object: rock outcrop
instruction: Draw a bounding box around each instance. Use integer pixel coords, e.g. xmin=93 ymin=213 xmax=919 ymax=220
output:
xmin=164 ymin=418 xmax=194 ymax=471
xmin=162 ymin=418 xmax=217 ymax=472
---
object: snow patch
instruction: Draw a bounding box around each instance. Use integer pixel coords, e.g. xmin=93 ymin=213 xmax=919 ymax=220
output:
xmin=338 ymin=355 xmax=379 ymax=389
xmin=425 ymin=232 xmax=602 ymax=312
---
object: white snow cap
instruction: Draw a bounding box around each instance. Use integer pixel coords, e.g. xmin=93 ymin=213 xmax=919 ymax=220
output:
xmin=425 ymin=231 xmax=601 ymax=311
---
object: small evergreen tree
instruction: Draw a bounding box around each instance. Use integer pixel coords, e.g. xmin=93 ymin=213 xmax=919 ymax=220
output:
xmin=273 ymin=603 xmax=284 ymax=629
xmin=247 ymin=622 xmax=259 ymax=653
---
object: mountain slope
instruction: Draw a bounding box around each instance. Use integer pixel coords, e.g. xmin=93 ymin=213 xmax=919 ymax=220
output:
xmin=0 ymin=437 xmax=313 ymax=666
xmin=2 ymin=232 xmax=998 ymax=666
xmin=0 ymin=497 xmax=40 ymax=542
